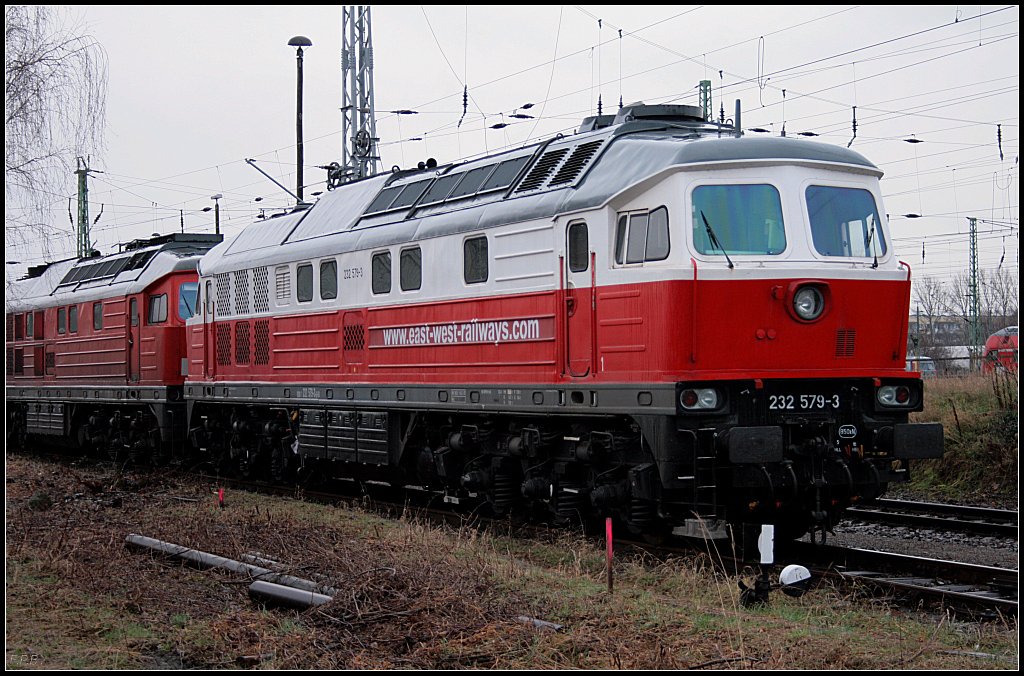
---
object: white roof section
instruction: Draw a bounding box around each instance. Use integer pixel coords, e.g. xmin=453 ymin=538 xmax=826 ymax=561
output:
xmin=5 ymin=234 xmax=220 ymax=313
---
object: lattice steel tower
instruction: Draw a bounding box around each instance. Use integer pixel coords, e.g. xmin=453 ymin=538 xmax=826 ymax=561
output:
xmin=339 ymin=6 xmax=379 ymax=183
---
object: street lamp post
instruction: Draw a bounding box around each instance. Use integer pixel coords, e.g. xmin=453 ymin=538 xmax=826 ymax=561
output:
xmin=206 ymin=193 xmax=223 ymax=235
xmin=288 ymin=35 xmax=312 ymax=204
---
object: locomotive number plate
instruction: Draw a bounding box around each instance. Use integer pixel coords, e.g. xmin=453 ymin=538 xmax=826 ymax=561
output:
xmin=768 ymin=394 xmax=840 ymax=411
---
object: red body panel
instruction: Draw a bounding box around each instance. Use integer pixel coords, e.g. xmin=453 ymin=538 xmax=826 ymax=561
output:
xmin=186 ymin=276 xmax=914 ymax=385
xmin=5 ymin=272 xmax=195 ymax=389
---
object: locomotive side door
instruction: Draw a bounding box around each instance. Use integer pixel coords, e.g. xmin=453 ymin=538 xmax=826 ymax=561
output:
xmin=564 ymin=220 xmax=594 ymax=377
xmin=203 ymin=279 xmax=215 ymax=378
xmin=127 ymin=297 xmax=140 ymax=382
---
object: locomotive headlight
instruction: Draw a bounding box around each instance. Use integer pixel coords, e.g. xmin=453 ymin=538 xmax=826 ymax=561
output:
xmin=680 ymin=388 xmax=720 ymax=410
xmin=793 ymin=286 xmax=825 ymax=321
xmin=876 ymin=385 xmax=912 ymax=407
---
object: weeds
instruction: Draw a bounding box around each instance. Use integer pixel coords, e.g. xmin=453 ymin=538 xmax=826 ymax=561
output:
xmin=910 ymin=372 xmax=1019 ymax=503
xmin=5 ymin=453 xmax=1019 ymax=669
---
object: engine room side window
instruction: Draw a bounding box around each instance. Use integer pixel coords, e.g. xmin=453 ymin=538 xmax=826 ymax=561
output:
xmin=320 ymin=260 xmax=337 ymax=301
xmin=372 ymin=252 xmax=392 ymax=294
xmin=464 ymin=236 xmax=488 ymax=284
xmin=691 ymin=184 xmax=786 ymax=255
xmin=296 ymin=263 xmax=314 ymax=303
xmin=614 ymin=206 xmax=670 ymax=264
xmin=400 ymin=247 xmax=421 ymax=291
xmin=26 ymin=312 xmax=34 ymax=340
xmin=568 ymin=221 xmax=588 ymax=272
xmin=69 ymin=306 xmax=78 ymax=333
xmin=806 ymin=185 xmax=886 ymax=258
xmin=92 ymin=302 xmax=103 ymax=331
xmin=148 ymin=294 xmax=168 ymax=324
xmin=58 ymin=307 xmax=66 ymax=334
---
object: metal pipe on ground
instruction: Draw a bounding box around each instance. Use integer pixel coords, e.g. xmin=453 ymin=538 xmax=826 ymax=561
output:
xmin=249 ymin=580 xmax=333 ymax=609
xmin=124 ymin=534 xmax=338 ymax=596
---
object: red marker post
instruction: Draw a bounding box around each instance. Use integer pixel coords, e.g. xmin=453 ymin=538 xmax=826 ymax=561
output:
xmin=218 ymin=487 xmax=225 ymax=508
xmin=606 ymin=517 xmax=614 ymax=594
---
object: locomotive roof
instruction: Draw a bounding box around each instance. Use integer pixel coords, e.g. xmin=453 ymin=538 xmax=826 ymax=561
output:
xmin=201 ymin=116 xmax=881 ymax=275
xmin=5 ymin=233 xmax=222 ymax=313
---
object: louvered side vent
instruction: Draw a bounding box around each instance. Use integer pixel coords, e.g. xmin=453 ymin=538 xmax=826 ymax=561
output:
xmin=233 ymin=269 xmax=250 ymax=315
xmin=253 ymin=266 xmax=270 ymax=314
xmin=835 ymin=329 xmax=856 ymax=358
xmin=514 ymin=148 xmax=570 ymax=193
xmin=216 ymin=273 xmax=232 ymax=317
xmin=216 ymin=325 xmax=231 ymax=365
xmin=275 ymin=266 xmax=291 ymax=306
xmin=235 ymin=321 xmax=250 ymax=364
xmin=254 ymin=320 xmax=270 ymax=365
xmin=548 ymin=140 xmax=604 ymax=187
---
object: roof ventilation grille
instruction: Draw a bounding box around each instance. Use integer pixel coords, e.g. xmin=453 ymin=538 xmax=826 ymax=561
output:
xmin=515 ymin=148 xmax=570 ymax=193
xmin=548 ymin=140 xmax=604 ymax=187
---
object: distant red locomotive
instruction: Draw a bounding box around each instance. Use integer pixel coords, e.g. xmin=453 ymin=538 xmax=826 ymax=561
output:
xmin=182 ymin=103 xmax=944 ymax=540
xmin=6 ymin=234 xmax=222 ymax=461
xmin=983 ymin=326 xmax=1018 ymax=373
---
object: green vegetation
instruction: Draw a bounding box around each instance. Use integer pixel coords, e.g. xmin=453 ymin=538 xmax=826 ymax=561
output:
xmin=910 ymin=371 xmax=1019 ymax=504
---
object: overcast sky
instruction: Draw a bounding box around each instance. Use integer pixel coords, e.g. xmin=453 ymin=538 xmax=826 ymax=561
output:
xmin=7 ymin=5 xmax=1019 ymax=293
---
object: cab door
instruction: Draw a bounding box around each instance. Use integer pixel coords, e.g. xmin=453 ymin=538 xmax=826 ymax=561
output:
xmin=564 ymin=220 xmax=594 ymax=377
xmin=203 ymin=279 xmax=215 ymax=378
xmin=127 ymin=297 xmax=140 ymax=382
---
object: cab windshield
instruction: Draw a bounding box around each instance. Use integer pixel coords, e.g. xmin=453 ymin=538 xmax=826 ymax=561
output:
xmin=806 ymin=186 xmax=886 ymax=258
xmin=179 ymin=282 xmax=199 ymax=320
xmin=692 ymin=184 xmax=786 ymax=255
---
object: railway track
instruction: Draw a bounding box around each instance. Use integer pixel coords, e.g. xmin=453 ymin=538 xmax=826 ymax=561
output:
xmin=785 ymin=541 xmax=1018 ymax=619
xmin=846 ymin=498 xmax=1018 ymax=538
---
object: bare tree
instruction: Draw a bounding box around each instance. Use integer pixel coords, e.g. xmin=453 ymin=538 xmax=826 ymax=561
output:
xmin=912 ymin=276 xmax=949 ymax=345
xmin=5 ymin=6 xmax=107 ymax=261
xmin=981 ymin=267 xmax=1019 ymax=333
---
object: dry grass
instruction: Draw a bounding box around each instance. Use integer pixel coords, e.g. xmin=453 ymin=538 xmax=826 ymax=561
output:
xmin=5 ymin=453 xmax=1019 ymax=669
xmin=909 ymin=372 xmax=1019 ymax=504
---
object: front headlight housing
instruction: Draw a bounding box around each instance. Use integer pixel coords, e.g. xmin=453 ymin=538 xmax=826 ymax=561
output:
xmin=876 ymin=384 xmax=913 ymax=407
xmin=680 ymin=387 xmax=721 ymax=410
xmin=793 ymin=286 xmax=825 ymax=321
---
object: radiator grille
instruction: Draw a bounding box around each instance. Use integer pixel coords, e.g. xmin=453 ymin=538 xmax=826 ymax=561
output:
xmin=235 ymin=321 xmax=250 ymax=364
xmin=834 ymin=329 xmax=856 ymax=358
xmin=233 ymin=269 xmax=250 ymax=315
xmin=254 ymin=320 xmax=270 ymax=365
xmin=253 ymin=267 xmax=270 ymax=313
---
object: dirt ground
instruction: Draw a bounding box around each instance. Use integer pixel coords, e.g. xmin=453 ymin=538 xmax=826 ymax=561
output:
xmin=5 ymin=453 xmax=1019 ymax=669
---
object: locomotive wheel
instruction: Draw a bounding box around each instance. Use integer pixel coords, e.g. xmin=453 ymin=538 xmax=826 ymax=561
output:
xmin=108 ymin=435 xmax=128 ymax=463
xmin=269 ymin=443 xmax=293 ymax=484
xmin=6 ymin=417 xmax=27 ymax=452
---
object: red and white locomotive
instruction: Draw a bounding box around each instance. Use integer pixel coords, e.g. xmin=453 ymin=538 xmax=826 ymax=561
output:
xmin=7 ymin=104 xmax=944 ymax=539
xmin=6 ymin=234 xmax=222 ymax=461
xmin=182 ymin=103 xmax=943 ymax=538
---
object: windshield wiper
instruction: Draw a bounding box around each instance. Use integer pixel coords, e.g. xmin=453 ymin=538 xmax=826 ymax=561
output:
xmin=700 ymin=210 xmax=735 ymax=269
xmin=865 ymin=220 xmax=879 ymax=269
